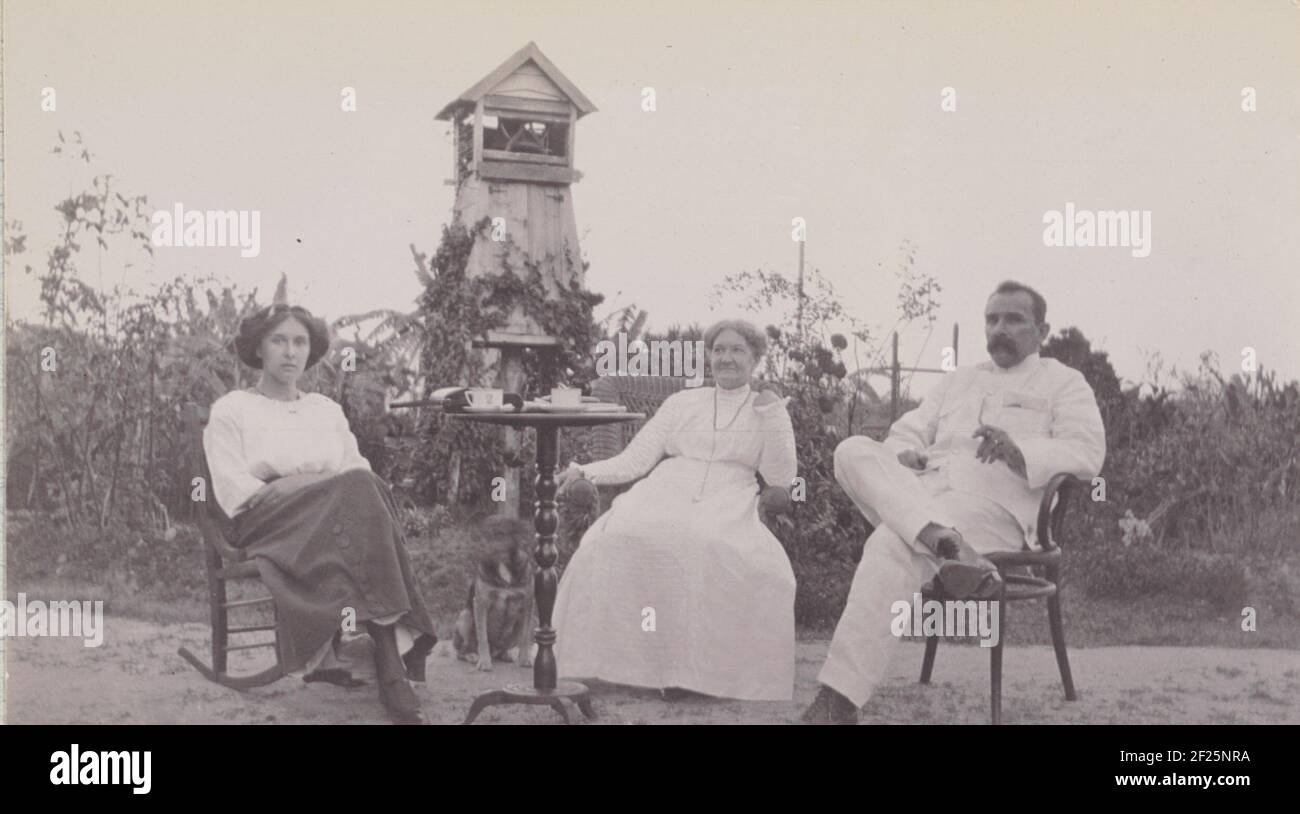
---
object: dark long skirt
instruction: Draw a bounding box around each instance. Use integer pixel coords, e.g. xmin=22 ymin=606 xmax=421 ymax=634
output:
xmin=230 ymin=468 xmax=436 ymax=673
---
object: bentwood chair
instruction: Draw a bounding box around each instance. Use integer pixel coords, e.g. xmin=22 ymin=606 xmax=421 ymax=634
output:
xmin=919 ymin=473 xmax=1081 ymax=724
xmin=585 ymin=376 xmax=793 ymax=529
xmin=176 ymin=401 xmax=288 ymax=689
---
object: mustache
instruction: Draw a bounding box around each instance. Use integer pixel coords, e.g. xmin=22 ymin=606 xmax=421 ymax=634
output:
xmin=987 ymin=336 xmax=1017 ymax=353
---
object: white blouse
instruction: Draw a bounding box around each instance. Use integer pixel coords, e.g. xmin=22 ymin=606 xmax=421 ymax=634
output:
xmin=202 ymin=389 xmax=372 ymax=518
xmin=580 ymin=383 xmax=797 ymax=490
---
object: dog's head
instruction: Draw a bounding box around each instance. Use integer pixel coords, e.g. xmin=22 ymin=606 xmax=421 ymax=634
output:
xmin=471 ymin=516 xmax=535 ymax=589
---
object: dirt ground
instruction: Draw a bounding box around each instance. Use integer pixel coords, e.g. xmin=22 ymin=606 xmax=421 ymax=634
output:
xmin=4 ymin=616 xmax=1298 ymax=724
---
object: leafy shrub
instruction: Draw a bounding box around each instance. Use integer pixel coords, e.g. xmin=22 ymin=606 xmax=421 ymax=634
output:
xmin=1072 ymin=541 xmax=1248 ymax=610
xmin=411 ymin=217 xmax=604 ymax=513
xmin=709 ymin=256 xmax=942 ymax=627
xmin=4 ymin=141 xmax=418 ymax=533
xmin=6 ymin=510 xmax=206 ymax=601
xmin=1072 ymin=354 xmax=1299 ymax=558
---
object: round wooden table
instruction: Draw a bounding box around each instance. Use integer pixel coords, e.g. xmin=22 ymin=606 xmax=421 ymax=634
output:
xmin=449 ymin=410 xmax=643 ymax=724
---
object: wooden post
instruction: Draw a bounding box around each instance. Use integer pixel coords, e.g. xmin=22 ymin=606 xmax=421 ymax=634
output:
xmin=496 ymin=348 xmax=526 ymax=519
xmin=531 ymin=425 xmax=560 ymax=690
xmin=890 ymin=332 xmax=900 ymax=423
xmin=472 ymin=99 xmax=485 ymax=170
xmin=952 ymin=322 xmax=959 ymax=368
xmin=566 ymin=107 xmax=576 ymax=169
xmin=29 ymin=366 xmax=43 ymax=509
xmin=448 ymin=451 xmax=462 ymax=504
xmin=475 ymin=333 xmax=561 ymax=518
xmin=452 ymin=113 xmax=463 ymax=183
xmin=796 ymin=239 xmax=805 ymax=345
xmin=147 ymin=353 xmax=156 ymax=493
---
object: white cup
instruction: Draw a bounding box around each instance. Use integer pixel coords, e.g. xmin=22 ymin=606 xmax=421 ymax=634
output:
xmin=466 ymin=388 xmax=503 ymax=407
xmin=550 ymin=387 xmax=582 ymax=408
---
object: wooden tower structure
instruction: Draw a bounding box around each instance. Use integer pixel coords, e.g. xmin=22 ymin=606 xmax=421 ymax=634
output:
xmin=436 ymin=42 xmax=596 ymax=514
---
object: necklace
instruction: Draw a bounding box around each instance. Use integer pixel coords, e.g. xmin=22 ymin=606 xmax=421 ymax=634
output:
xmin=693 ymin=388 xmax=752 ymax=502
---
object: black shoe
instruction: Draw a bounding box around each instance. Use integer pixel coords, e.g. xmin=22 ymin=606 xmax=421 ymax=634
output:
xmin=403 ymin=633 xmax=437 ymax=683
xmin=303 ymin=668 xmax=367 ymax=689
xmin=660 ymin=686 xmax=710 ymax=702
xmin=931 ymin=531 xmax=1004 ymax=600
xmin=937 ymin=561 xmax=1004 ymax=600
xmin=799 ymin=685 xmax=859 ymax=725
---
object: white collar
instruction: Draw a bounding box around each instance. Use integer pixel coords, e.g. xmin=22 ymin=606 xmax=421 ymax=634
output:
xmin=250 ymin=386 xmax=304 ymax=402
xmin=989 ymin=352 xmax=1041 ymax=376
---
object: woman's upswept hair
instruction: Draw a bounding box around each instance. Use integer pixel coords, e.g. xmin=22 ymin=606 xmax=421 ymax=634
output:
xmin=703 ymin=319 xmax=767 ymax=360
xmin=234 ymin=304 xmax=331 ymax=370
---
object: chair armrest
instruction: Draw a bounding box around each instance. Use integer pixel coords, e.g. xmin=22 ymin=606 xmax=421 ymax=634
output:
xmin=1036 ymin=473 xmax=1080 ymax=552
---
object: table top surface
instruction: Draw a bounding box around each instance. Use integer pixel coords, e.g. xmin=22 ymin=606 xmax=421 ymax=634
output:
xmin=448 ymin=411 xmax=645 ymax=428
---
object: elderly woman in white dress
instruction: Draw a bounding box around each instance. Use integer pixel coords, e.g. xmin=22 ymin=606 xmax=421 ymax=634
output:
xmin=552 ymin=320 xmax=798 ymax=701
xmin=203 ymin=304 xmax=436 ymax=724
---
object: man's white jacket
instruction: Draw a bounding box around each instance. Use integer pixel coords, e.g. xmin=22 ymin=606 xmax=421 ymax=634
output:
xmin=881 ymin=353 xmax=1106 ymax=547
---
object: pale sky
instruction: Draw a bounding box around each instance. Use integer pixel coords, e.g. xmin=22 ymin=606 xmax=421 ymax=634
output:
xmin=5 ymin=0 xmax=1299 ymax=396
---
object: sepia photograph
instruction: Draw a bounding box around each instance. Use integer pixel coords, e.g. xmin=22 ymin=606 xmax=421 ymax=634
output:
xmin=1 ymin=0 xmax=1297 ymax=754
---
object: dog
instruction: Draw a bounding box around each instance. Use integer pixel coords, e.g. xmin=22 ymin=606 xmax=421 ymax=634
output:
xmin=452 ymin=516 xmax=536 ymax=672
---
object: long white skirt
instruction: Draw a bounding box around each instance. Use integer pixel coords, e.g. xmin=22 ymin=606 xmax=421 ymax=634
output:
xmin=553 ymin=457 xmax=796 ymax=701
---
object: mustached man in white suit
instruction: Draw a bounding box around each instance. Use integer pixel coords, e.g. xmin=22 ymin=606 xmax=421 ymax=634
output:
xmin=802 ymin=281 xmax=1105 ymax=724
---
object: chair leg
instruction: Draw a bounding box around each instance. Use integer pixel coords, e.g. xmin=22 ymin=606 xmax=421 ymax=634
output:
xmin=187 ymin=564 xmax=287 ymax=690
xmin=989 ymin=600 xmax=1004 ymax=725
xmin=1047 ymin=593 xmax=1077 ymax=701
xmin=919 ymin=635 xmax=939 ymax=684
xmin=210 ymin=574 xmax=229 ymax=675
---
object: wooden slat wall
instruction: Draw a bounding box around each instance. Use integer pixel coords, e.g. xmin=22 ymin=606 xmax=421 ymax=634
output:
xmin=454 ymin=171 xmax=583 ymax=341
xmin=491 ymin=63 xmax=566 ymax=101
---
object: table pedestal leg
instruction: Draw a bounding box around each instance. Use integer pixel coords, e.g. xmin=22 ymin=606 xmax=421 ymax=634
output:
xmin=463 ymin=425 xmax=595 ymax=724
xmin=462 ymin=681 xmax=595 ymax=724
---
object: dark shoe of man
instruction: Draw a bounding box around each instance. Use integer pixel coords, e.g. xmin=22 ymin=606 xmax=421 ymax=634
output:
xmin=799 ymin=684 xmax=859 ymax=725
xmin=931 ymin=530 xmax=1004 ymax=601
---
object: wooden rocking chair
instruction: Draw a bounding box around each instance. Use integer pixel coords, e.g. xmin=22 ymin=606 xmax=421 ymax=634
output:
xmin=176 ymin=402 xmax=288 ymax=689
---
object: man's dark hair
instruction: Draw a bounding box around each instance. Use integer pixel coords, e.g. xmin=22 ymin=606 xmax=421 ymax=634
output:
xmin=991 ymin=280 xmax=1047 ymax=325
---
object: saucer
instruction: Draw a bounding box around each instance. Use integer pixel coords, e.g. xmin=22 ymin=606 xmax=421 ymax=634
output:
xmin=525 ymin=402 xmax=625 ymax=413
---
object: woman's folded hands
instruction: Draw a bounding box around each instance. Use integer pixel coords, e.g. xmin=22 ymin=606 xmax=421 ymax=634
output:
xmin=758 ymin=484 xmax=794 ymax=527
